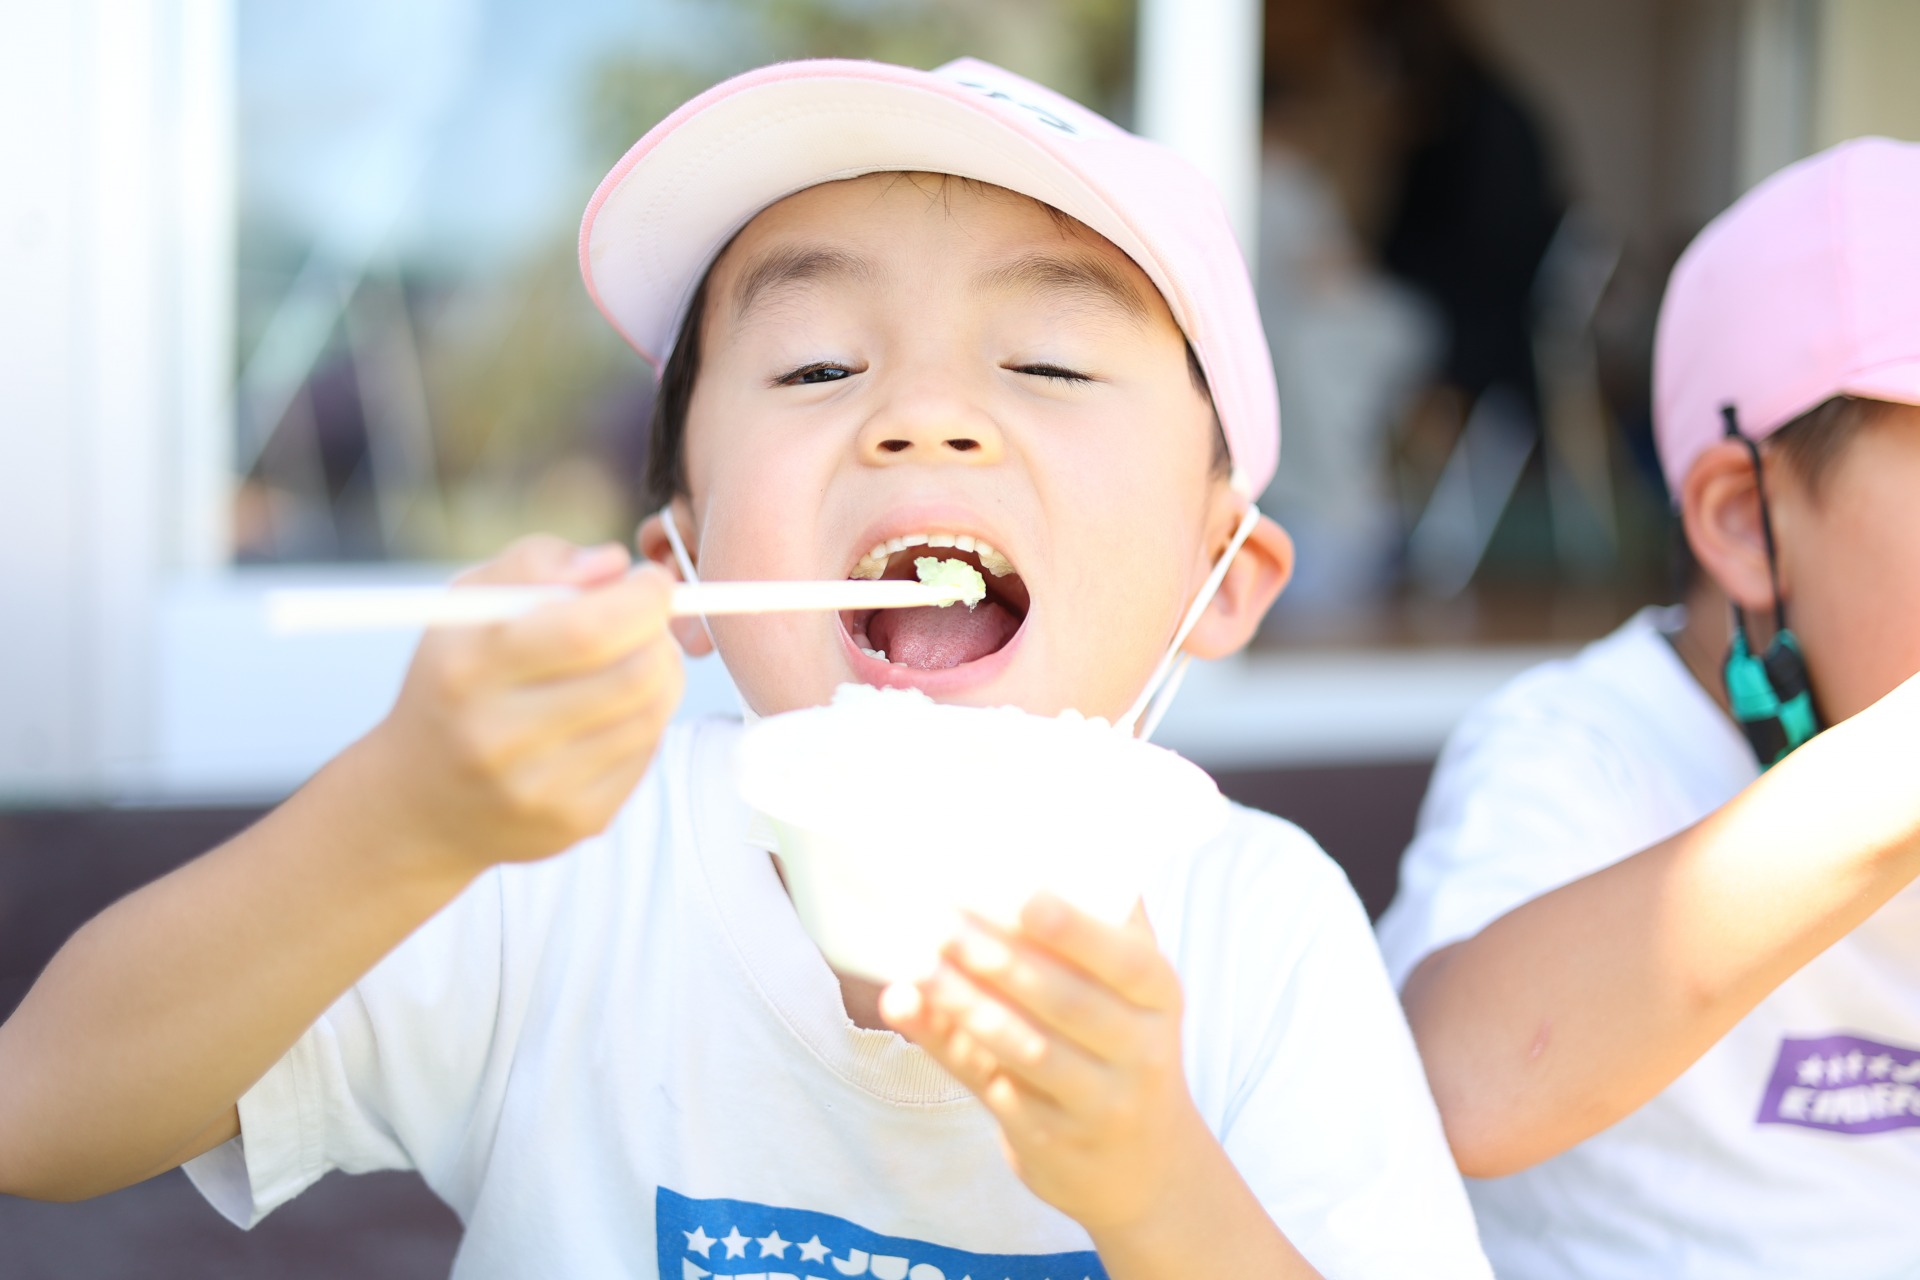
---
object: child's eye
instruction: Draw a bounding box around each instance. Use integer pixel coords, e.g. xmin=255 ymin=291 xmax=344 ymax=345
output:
xmin=777 ymin=362 xmax=856 ymax=386
xmin=1012 ymin=363 xmax=1094 ymax=383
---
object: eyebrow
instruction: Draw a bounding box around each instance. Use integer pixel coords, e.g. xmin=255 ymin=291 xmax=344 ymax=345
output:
xmin=972 ymin=251 xmax=1152 ymax=326
xmin=731 ymin=246 xmax=880 ymax=319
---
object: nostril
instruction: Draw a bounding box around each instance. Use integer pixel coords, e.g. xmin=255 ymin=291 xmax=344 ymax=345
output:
xmin=945 ymin=438 xmax=980 ymax=452
xmin=879 ymin=439 xmax=911 ymax=453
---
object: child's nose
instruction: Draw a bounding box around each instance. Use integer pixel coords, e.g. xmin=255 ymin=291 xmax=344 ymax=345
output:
xmin=856 ymin=393 xmax=1005 ymax=466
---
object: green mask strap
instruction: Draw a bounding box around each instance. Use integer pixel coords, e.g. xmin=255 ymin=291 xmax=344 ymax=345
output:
xmin=1718 ymin=405 xmax=1820 ymax=768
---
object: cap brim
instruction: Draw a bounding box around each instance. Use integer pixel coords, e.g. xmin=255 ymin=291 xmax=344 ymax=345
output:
xmin=1843 ymin=359 xmax=1920 ymax=411
xmin=580 ymin=61 xmax=1170 ymax=371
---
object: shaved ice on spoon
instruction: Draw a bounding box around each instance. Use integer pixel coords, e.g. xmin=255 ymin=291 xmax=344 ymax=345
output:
xmin=914 ymin=556 xmax=986 ymax=608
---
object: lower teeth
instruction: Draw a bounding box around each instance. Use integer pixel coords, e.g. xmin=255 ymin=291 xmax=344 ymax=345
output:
xmin=860 ymin=646 xmax=888 ymax=661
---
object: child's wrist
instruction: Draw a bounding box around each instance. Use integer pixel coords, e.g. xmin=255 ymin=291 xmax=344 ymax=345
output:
xmin=322 ymin=729 xmax=492 ymax=891
xmin=1077 ymin=1103 xmax=1219 ymax=1252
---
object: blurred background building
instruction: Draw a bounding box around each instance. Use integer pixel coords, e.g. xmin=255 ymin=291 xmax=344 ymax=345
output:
xmin=2 ymin=0 xmax=1918 ymax=1271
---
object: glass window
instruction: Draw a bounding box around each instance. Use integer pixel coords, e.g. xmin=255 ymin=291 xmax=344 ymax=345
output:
xmin=232 ymin=0 xmax=1135 ymax=564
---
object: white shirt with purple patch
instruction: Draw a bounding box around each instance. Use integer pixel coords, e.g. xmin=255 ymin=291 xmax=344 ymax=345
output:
xmin=1378 ymin=606 xmax=1920 ymax=1278
xmin=186 ymin=717 xmax=1491 ymax=1279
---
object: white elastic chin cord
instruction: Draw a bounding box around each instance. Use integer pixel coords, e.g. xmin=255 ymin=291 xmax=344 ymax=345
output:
xmin=1116 ymin=503 xmax=1262 ymax=742
xmin=659 ymin=505 xmax=762 ymax=726
xmin=664 ymin=501 xmax=1259 ymax=740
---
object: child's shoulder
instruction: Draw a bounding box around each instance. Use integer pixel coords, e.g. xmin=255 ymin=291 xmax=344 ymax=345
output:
xmin=1149 ymin=800 xmax=1368 ymax=962
xmin=1454 ymin=605 xmax=1721 ymax=771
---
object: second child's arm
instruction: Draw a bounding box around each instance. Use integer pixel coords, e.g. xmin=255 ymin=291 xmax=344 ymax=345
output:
xmin=0 ymin=538 xmax=682 ymax=1201
xmin=1403 ymin=667 xmax=1920 ymax=1178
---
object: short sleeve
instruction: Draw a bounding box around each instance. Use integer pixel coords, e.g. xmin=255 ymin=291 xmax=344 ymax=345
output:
xmin=185 ymin=868 xmax=511 ymax=1228
xmin=1374 ymin=680 xmax=1646 ymax=991
xmin=1164 ymin=816 xmax=1494 ymax=1279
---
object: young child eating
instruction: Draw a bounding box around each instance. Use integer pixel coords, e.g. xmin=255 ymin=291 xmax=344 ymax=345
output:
xmin=0 ymin=60 xmax=1490 ymax=1278
xmin=1377 ymin=137 xmax=1920 ymax=1277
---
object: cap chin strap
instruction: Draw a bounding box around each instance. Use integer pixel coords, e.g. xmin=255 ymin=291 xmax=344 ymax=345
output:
xmin=1117 ymin=503 xmax=1262 ymax=741
xmin=659 ymin=505 xmax=763 ymax=726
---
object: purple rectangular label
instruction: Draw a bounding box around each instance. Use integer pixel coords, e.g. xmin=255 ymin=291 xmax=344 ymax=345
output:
xmin=1757 ymin=1033 xmax=1920 ymax=1135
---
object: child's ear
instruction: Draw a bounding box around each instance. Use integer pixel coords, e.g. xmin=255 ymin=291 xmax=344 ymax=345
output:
xmin=635 ymin=500 xmax=716 ymax=657
xmin=1183 ymin=511 xmax=1294 ymax=660
xmin=1681 ymin=440 xmax=1782 ymax=615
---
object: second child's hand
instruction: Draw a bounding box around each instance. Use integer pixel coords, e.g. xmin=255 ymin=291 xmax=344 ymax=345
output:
xmin=878 ymin=895 xmax=1321 ymax=1279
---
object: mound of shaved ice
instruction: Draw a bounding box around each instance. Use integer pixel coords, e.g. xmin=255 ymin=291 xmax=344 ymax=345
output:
xmin=914 ymin=555 xmax=986 ymax=608
xmin=738 ymin=683 xmax=1227 ymax=982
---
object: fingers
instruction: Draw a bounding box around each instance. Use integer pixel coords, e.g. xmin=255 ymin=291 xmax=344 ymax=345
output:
xmin=883 ymin=956 xmax=1107 ymax=1110
xmin=881 ymin=977 xmax=1072 ymax=1130
xmin=479 ymin=663 xmax=684 ymax=847
xmin=942 ymin=919 xmax=1140 ymax=1062
xmin=1017 ymin=893 xmax=1179 ymax=1013
xmin=479 ymin=564 xmax=675 ymax=685
xmin=494 ymin=631 xmax=683 ymax=747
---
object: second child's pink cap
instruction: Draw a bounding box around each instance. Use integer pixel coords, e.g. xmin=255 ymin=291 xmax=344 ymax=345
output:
xmin=1654 ymin=136 xmax=1920 ymax=490
xmin=579 ymin=57 xmax=1279 ymax=496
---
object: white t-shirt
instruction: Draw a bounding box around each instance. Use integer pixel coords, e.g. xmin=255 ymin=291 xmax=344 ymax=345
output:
xmin=1377 ymin=607 xmax=1920 ymax=1280
xmin=188 ymin=716 xmax=1490 ymax=1280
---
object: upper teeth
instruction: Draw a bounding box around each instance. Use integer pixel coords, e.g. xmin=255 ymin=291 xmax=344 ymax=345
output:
xmin=849 ymin=532 xmax=1014 ymax=581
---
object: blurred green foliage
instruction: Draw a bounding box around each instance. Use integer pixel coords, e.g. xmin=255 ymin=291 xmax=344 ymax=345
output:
xmin=240 ymin=0 xmax=1135 ymax=562
xmin=586 ymin=0 xmax=1135 ymax=162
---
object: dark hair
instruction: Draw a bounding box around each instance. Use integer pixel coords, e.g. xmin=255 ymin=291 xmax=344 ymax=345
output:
xmin=642 ymin=201 xmax=1231 ymax=509
xmin=1765 ymin=395 xmax=1897 ymax=495
xmin=644 ymin=268 xmax=711 ymax=510
xmin=1672 ymin=395 xmax=1896 ymax=592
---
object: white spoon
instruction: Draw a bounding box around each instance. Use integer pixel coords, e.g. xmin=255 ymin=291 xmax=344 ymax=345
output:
xmin=265 ymin=577 xmax=978 ymax=634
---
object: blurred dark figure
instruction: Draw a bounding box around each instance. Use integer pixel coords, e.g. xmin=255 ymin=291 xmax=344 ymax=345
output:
xmin=1264 ymin=0 xmax=1564 ymax=416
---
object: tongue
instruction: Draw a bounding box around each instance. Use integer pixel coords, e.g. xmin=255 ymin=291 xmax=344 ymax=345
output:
xmin=869 ymin=599 xmax=1021 ymax=670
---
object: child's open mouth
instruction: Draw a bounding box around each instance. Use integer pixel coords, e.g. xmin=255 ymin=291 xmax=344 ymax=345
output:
xmin=842 ymin=532 xmax=1030 ymax=670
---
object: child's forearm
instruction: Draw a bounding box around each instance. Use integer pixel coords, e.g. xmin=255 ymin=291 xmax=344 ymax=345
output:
xmin=1089 ymin=1125 xmax=1319 ymax=1280
xmin=1403 ymin=698 xmax=1920 ymax=1178
xmin=0 ymin=732 xmax=478 ymax=1201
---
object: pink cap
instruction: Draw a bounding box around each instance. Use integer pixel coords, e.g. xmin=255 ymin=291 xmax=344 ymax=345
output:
xmin=579 ymin=57 xmax=1278 ymax=496
xmin=1654 ymin=136 xmax=1920 ymax=490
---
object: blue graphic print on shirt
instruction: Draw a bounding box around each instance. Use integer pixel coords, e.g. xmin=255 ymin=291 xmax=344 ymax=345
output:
xmin=656 ymin=1186 xmax=1108 ymax=1280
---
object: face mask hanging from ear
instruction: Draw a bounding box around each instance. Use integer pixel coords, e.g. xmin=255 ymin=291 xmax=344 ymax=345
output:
xmin=1718 ymin=406 xmax=1819 ymax=767
xmin=1117 ymin=503 xmax=1262 ymax=741
xmin=658 ymin=505 xmax=762 ymax=727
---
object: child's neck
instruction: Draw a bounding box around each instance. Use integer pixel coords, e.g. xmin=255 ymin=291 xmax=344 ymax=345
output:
xmin=1670 ymin=579 xmax=1736 ymax=719
xmin=766 ymin=851 xmax=896 ymax=1032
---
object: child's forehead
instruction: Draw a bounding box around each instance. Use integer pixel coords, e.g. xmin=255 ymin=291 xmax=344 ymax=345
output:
xmin=709 ymin=172 xmax=1175 ymax=327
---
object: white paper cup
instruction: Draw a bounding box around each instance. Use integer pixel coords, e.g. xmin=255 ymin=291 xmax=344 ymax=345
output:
xmin=737 ymin=685 xmax=1230 ymax=983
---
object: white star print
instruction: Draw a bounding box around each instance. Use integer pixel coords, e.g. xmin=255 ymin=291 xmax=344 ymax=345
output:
xmin=720 ymin=1226 xmax=750 ymax=1259
xmin=798 ymin=1235 xmax=832 ymax=1263
xmin=683 ymin=1226 xmax=716 ymax=1257
xmin=757 ymin=1229 xmax=791 ymax=1259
